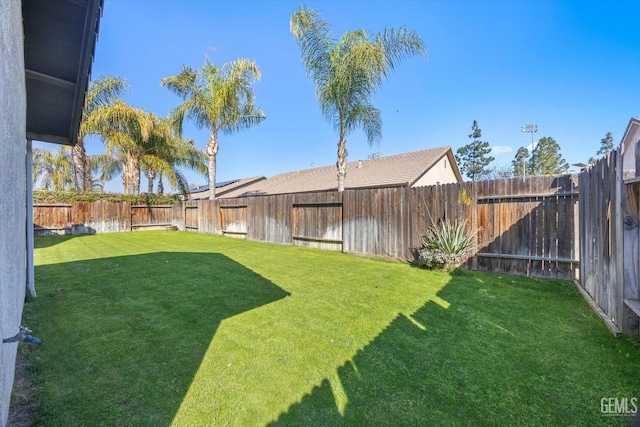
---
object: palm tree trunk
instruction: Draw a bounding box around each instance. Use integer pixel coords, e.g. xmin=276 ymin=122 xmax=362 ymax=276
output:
xmin=72 ymin=137 xmax=86 ymax=191
xmin=336 ymin=136 xmax=348 ymax=192
xmin=158 ymin=173 xmax=164 ymax=195
xmin=122 ymin=167 xmax=129 ymax=195
xmin=126 ymin=155 xmax=141 ymax=194
xmin=206 ymin=129 xmax=219 ymax=200
xmin=147 ymin=169 xmax=155 ymax=194
xmin=132 ymin=156 xmax=141 ymax=195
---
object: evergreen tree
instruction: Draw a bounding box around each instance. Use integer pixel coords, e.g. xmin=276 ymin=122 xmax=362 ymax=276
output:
xmin=528 ymin=136 xmax=569 ymax=175
xmin=588 ymin=131 xmax=615 ymax=165
xmin=597 ymin=132 xmax=615 ymax=156
xmin=512 ymin=147 xmax=530 ymax=177
xmin=455 ymin=120 xmax=494 ymax=181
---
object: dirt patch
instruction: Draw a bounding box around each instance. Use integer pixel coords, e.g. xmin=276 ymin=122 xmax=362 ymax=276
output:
xmin=7 ymin=345 xmax=37 ymax=427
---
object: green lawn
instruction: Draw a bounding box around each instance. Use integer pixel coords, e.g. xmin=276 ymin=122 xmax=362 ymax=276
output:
xmin=23 ymin=231 xmax=640 ymax=426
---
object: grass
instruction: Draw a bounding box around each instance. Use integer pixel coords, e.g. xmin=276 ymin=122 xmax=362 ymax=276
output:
xmin=22 ymin=231 xmax=640 ymax=426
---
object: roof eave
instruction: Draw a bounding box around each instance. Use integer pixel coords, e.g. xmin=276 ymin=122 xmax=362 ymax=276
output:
xmin=23 ymin=0 xmax=103 ymax=146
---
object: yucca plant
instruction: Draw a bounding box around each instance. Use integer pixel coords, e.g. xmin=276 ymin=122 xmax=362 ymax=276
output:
xmin=419 ymin=219 xmax=480 ymax=270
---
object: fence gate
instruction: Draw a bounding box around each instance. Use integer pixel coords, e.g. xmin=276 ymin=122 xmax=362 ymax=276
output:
xmin=185 ymin=202 xmax=199 ymax=231
xmin=292 ymin=201 xmax=343 ymax=251
xmin=130 ymin=205 xmax=174 ymax=230
xmin=220 ymin=204 xmax=247 ymax=238
xmin=457 ymin=175 xmax=578 ymax=279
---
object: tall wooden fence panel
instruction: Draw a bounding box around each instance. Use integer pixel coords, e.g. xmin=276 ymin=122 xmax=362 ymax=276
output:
xmin=623 ymin=172 xmax=640 ymax=335
xmin=82 ymin=202 xmax=130 ymax=233
xmin=33 ymin=203 xmax=72 ymax=235
xmin=342 ymin=184 xmax=470 ymax=260
xmin=473 ymin=175 xmax=579 ymax=279
xmin=343 ymin=187 xmax=407 ymax=259
xmin=292 ymin=192 xmax=343 ymax=251
xmin=219 ymin=199 xmax=248 ymax=238
xmin=246 ymin=194 xmax=292 ymax=245
xmin=184 ymin=201 xmax=199 ymax=231
xmin=579 ymin=151 xmax=624 ymax=330
xmin=130 ymin=205 xmax=174 ymax=230
xmin=413 ymin=183 xmax=473 ymax=258
xmin=578 ymin=145 xmax=640 ymax=336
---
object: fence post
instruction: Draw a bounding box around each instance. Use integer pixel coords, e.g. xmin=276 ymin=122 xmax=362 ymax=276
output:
xmin=471 ymin=182 xmax=478 ymax=271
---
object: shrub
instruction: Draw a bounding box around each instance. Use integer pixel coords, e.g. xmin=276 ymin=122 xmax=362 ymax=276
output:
xmin=33 ymin=191 xmax=180 ymax=205
xmin=418 ymin=219 xmax=480 ymax=270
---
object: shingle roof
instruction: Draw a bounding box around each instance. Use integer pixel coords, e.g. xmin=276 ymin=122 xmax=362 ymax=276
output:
xmin=187 ymin=176 xmax=266 ymax=199
xmin=220 ymin=146 xmax=461 ymax=198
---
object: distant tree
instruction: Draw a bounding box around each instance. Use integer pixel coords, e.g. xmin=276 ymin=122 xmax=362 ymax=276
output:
xmin=588 ymin=131 xmax=615 ymax=165
xmin=455 ymin=120 xmax=494 ymax=181
xmin=290 ymin=6 xmax=426 ymax=192
xmin=484 ymin=163 xmax=514 ymax=180
xmin=85 ymin=154 xmax=119 ymax=192
xmin=529 ymin=136 xmax=569 ymax=175
xmin=33 ymin=147 xmax=74 ymax=191
xmin=512 ymin=147 xmax=530 ymax=177
xmin=161 ymin=58 xmax=265 ymax=200
xmin=141 ymin=121 xmax=207 ymax=195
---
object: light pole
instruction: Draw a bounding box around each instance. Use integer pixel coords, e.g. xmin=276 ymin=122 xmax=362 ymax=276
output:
xmin=521 ymin=124 xmax=538 ymax=178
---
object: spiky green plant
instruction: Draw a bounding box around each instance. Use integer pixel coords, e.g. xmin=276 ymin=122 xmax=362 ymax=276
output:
xmin=419 ymin=219 xmax=480 ymax=269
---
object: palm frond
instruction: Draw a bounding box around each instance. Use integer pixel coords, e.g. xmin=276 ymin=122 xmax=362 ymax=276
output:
xmin=290 ymin=6 xmax=334 ymax=89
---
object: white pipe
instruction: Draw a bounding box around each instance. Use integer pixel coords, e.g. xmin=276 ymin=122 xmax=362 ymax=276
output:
xmin=26 ymin=139 xmax=36 ymax=297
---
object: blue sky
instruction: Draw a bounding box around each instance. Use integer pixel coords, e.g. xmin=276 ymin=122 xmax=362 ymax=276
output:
xmin=36 ymin=0 xmax=640 ymax=192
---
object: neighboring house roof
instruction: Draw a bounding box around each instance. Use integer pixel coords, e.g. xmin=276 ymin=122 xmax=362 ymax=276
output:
xmin=220 ymin=147 xmax=462 ymax=198
xmin=22 ymin=0 xmax=103 ymax=145
xmin=187 ymin=176 xmax=267 ymax=199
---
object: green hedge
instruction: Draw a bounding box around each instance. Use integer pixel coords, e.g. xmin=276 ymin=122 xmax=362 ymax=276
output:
xmin=33 ymin=191 xmax=180 ymax=205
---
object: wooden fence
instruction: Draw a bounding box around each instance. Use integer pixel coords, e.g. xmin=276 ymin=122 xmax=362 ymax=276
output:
xmin=33 ymin=175 xmax=579 ymax=279
xmin=577 ymin=144 xmax=640 ymax=336
xmin=33 ymin=202 xmax=178 ymax=235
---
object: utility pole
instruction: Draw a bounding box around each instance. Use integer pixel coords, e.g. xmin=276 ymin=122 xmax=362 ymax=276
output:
xmin=521 ymin=124 xmax=538 ymax=179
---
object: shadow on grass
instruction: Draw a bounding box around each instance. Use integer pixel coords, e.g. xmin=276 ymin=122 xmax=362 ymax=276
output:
xmin=271 ymin=271 xmax=640 ymax=426
xmin=26 ymin=251 xmax=289 ymax=426
xmin=33 ymin=234 xmax=80 ymax=249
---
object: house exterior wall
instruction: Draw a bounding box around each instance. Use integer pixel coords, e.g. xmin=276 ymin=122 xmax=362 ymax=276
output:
xmin=622 ymin=123 xmax=638 ymax=172
xmin=412 ymin=156 xmax=460 ymax=187
xmin=0 ymin=0 xmax=27 ymax=425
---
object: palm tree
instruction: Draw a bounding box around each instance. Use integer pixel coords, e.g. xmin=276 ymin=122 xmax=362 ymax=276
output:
xmin=74 ymin=76 xmax=129 ymax=191
xmin=33 ymin=146 xmax=74 ymax=191
xmin=161 ymin=58 xmax=265 ymax=199
xmin=290 ymin=6 xmax=426 ymax=191
xmin=141 ymin=118 xmax=207 ymax=195
xmin=85 ymin=102 xmax=150 ymax=194
xmin=97 ymin=107 xmax=204 ymax=195
xmin=86 ymin=154 xmax=121 ymax=192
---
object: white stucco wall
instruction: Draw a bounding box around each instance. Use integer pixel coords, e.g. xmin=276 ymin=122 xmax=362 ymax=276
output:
xmin=0 ymin=0 xmax=27 ymax=425
xmin=412 ymin=155 xmax=460 ymax=187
